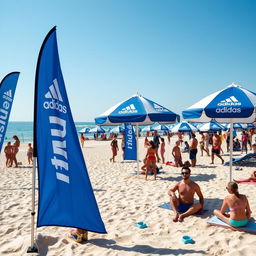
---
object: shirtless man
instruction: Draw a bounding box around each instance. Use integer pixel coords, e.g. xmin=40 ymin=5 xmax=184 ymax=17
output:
xmin=172 ymin=141 xmax=183 ymax=167
xmin=168 ymin=166 xmax=204 ymax=222
xmin=211 ymin=131 xmax=224 ymax=164
xmin=189 ymin=133 xmax=198 ymax=167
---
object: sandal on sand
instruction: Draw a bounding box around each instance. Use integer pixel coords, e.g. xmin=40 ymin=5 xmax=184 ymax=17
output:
xmin=182 ymin=235 xmax=195 ymax=244
xmin=67 ymin=230 xmax=83 ymax=243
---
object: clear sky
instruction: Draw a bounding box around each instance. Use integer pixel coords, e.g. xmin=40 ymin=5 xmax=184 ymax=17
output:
xmin=1 ymin=0 xmax=255 ymax=122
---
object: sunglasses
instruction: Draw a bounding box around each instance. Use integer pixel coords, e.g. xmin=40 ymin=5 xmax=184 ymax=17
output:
xmin=181 ymin=172 xmax=189 ymax=175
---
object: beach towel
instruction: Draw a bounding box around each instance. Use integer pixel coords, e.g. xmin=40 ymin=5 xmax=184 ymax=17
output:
xmin=207 ymin=216 xmax=256 ymax=234
xmin=224 ymin=153 xmax=256 ymax=165
xmin=159 ymin=202 xmax=208 ymax=215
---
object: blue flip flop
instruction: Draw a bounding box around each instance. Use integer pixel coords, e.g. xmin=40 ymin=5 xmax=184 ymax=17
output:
xmin=182 ymin=235 xmax=195 ymax=244
xmin=135 ymin=222 xmax=147 ymax=229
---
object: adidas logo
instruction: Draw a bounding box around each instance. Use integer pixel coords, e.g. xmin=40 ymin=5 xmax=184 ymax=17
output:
xmin=45 ymin=78 xmax=63 ymax=102
xmin=43 ymin=78 xmax=67 ymax=114
xmin=3 ymin=90 xmax=12 ymax=102
xmin=153 ymin=103 xmax=168 ymax=112
xmin=217 ymin=96 xmax=241 ymax=106
xmin=118 ymin=104 xmax=138 ymax=114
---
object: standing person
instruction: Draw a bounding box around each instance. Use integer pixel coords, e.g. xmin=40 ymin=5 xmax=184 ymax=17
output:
xmin=153 ymin=130 xmax=161 ymax=162
xmin=204 ymin=132 xmax=210 ymax=156
xmin=144 ymin=140 xmax=157 ymax=181
xmin=189 ymin=133 xmax=198 ymax=167
xmin=213 ymin=182 xmax=251 ymax=227
xmin=241 ymin=130 xmax=249 ymax=154
xmin=160 ymin=137 xmax=165 ymax=164
xmin=211 ymin=132 xmax=224 ymax=164
xmin=121 ymin=133 xmax=125 ymax=160
xmin=27 ymin=143 xmax=33 ymax=165
xmin=10 ymin=135 xmax=20 ymax=168
xmin=168 ymin=166 xmax=204 ymax=222
xmin=199 ymin=132 xmax=209 ymax=156
xmin=218 ymin=131 xmax=224 ymax=154
xmin=110 ymin=135 xmax=118 ymax=163
xmin=172 ymin=141 xmax=183 ymax=167
xmin=80 ymin=133 xmax=85 ymax=148
xmin=226 ymin=129 xmax=230 ymax=152
xmin=4 ymin=142 xmax=12 ymax=167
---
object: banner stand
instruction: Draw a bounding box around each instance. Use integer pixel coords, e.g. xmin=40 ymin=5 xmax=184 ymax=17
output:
xmin=27 ymin=157 xmax=38 ymax=253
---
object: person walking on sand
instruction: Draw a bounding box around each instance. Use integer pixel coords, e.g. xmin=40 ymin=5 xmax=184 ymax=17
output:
xmin=10 ymin=135 xmax=20 ymax=167
xmin=211 ymin=131 xmax=224 ymax=164
xmin=144 ymin=140 xmax=157 ymax=181
xmin=80 ymin=133 xmax=85 ymax=148
xmin=189 ymin=133 xmax=198 ymax=167
xmin=4 ymin=142 xmax=12 ymax=167
xmin=160 ymin=137 xmax=165 ymax=164
xmin=213 ymin=182 xmax=251 ymax=228
xmin=199 ymin=132 xmax=209 ymax=157
xmin=110 ymin=135 xmax=118 ymax=162
xmin=27 ymin=143 xmax=33 ymax=165
xmin=172 ymin=141 xmax=183 ymax=167
xmin=153 ymin=130 xmax=161 ymax=162
xmin=168 ymin=166 xmax=204 ymax=222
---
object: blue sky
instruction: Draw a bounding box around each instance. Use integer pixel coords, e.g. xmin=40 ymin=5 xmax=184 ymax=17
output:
xmin=1 ymin=0 xmax=255 ymax=122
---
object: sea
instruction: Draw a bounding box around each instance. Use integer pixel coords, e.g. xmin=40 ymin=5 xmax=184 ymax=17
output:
xmin=5 ymin=121 xmax=96 ymax=143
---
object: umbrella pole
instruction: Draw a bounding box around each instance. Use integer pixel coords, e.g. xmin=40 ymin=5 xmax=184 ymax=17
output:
xmin=136 ymin=123 xmax=139 ymax=173
xmin=229 ymin=120 xmax=233 ymax=182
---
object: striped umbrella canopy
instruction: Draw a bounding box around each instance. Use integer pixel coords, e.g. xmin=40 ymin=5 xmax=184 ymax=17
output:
xmin=222 ymin=123 xmax=247 ymax=130
xmin=79 ymin=127 xmax=90 ymax=134
xmin=88 ymin=126 xmax=106 ymax=133
xmin=109 ymin=126 xmax=125 ymax=134
xmin=141 ymin=125 xmax=154 ymax=133
xmin=153 ymin=124 xmax=169 ymax=131
xmin=171 ymin=121 xmax=198 ymax=133
xmin=199 ymin=120 xmax=226 ymax=132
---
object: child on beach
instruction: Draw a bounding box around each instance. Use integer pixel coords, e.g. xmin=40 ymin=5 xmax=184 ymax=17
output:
xmin=172 ymin=141 xmax=183 ymax=167
xmin=110 ymin=135 xmax=118 ymax=162
xmin=27 ymin=143 xmax=33 ymax=164
xmin=160 ymin=137 xmax=165 ymax=164
xmin=4 ymin=142 xmax=12 ymax=167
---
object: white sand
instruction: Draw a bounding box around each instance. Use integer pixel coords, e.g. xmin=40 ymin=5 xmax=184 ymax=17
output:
xmin=0 ymin=135 xmax=256 ymax=256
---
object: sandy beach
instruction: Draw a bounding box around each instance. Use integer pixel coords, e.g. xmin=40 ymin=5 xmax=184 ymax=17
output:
xmin=0 ymin=135 xmax=256 ymax=256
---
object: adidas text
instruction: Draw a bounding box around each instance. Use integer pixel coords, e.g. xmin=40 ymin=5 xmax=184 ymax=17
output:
xmin=216 ymin=107 xmax=241 ymax=113
xmin=43 ymin=99 xmax=67 ymax=114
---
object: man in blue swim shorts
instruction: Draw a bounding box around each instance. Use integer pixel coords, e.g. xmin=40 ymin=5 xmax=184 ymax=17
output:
xmin=189 ymin=133 xmax=198 ymax=167
xmin=168 ymin=166 xmax=204 ymax=222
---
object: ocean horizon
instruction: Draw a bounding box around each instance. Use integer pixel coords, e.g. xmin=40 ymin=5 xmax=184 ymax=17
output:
xmin=5 ymin=121 xmax=96 ymax=143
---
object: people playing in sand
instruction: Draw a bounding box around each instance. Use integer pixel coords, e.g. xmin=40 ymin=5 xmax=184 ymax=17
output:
xmin=10 ymin=135 xmax=20 ymax=168
xmin=213 ymin=182 xmax=251 ymax=227
xmin=172 ymin=141 xmax=183 ymax=167
xmin=4 ymin=142 xmax=12 ymax=167
xmin=153 ymin=131 xmax=161 ymax=162
xmin=211 ymin=131 xmax=224 ymax=164
xmin=168 ymin=166 xmax=204 ymax=222
xmin=189 ymin=133 xmax=198 ymax=167
xmin=160 ymin=137 xmax=165 ymax=164
xmin=80 ymin=133 xmax=85 ymax=148
xmin=144 ymin=140 xmax=157 ymax=181
xmin=110 ymin=135 xmax=118 ymax=162
xmin=233 ymin=170 xmax=256 ymax=183
xmin=27 ymin=143 xmax=33 ymax=165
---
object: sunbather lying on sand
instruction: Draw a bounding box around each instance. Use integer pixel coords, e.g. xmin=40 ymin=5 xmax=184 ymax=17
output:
xmin=234 ymin=170 xmax=256 ymax=183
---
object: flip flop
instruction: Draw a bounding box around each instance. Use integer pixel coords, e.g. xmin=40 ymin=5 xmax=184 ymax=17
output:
xmin=182 ymin=235 xmax=195 ymax=244
xmin=135 ymin=222 xmax=147 ymax=229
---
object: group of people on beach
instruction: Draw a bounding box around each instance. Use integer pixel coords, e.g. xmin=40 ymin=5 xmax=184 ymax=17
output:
xmin=4 ymin=135 xmax=33 ymax=167
xmin=168 ymin=165 xmax=253 ymax=228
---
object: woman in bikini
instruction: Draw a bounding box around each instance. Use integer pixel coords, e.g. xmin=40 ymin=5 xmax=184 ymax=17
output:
xmin=144 ymin=140 xmax=157 ymax=181
xmin=10 ymin=135 xmax=20 ymax=167
xmin=233 ymin=170 xmax=256 ymax=183
xmin=213 ymin=182 xmax=252 ymax=228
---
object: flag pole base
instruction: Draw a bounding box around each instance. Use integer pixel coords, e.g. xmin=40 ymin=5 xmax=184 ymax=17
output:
xmin=27 ymin=245 xmax=38 ymax=253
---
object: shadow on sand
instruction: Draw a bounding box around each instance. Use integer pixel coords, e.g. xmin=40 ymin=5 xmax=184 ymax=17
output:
xmin=88 ymin=238 xmax=206 ymax=255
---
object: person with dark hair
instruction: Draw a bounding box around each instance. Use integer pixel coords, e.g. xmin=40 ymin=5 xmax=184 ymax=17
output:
xmin=234 ymin=170 xmax=256 ymax=183
xmin=168 ymin=166 xmax=204 ymax=222
xmin=189 ymin=133 xmax=198 ymax=167
xmin=144 ymin=140 xmax=157 ymax=181
xmin=213 ymin=182 xmax=251 ymax=227
xmin=110 ymin=134 xmax=118 ymax=163
xmin=153 ymin=130 xmax=161 ymax=162
xmin=211 ymin=131 xmax=224 ymax=164
xmin=10 ymin=135 xmax=20 ymax=167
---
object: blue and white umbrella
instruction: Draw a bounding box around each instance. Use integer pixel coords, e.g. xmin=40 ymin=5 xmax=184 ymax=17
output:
xmin=141 ymin=125 xmax=154 ymax=133
xmin=95 ymin=93 xmax=179 ymax=125
xmin=182 ymin=83 xmax=256 ymax=181
xmin=153 ymin=124 xmax=169 ymax=131
xmin=79 ymin=127 xmax=90 ymax=134
xmin=109 ymin=126 xmax=125 ymax=134
xmin=199 ymin=120 xmax=226 ymax=132
xmin=89 ymin=126 xmax=106 ymax=134
xmin=171 ymin=121 xmax=198 ymax=133
xmin=222 ymin=123 xmax=247 ymax=130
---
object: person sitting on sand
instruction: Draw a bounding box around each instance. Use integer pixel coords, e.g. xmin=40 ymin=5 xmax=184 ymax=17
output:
xmin=144 ymin=140 xmax=157 ymax=181
xmin=172 ymin=141 xmax=183 ymax=167
xmin=213 ymin=182 xmax=251 ymax=227
xmin=233 ymin=170 xmax=256 ymax=183
xmin=168 ymin=166 xmax=204 ymax=222
xmin=181 ymin=141 xmax=189 ymax=153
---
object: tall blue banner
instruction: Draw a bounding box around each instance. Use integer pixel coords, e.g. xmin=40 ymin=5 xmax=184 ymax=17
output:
xmin=124 ymin=123 xmax=137 ymax=160
xmin=34 ymin=27 xmax=106 ymax=233
xmin=0 ymin=72 xmax=19 ymax=153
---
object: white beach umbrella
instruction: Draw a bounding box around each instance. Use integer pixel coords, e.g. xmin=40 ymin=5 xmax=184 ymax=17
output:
xmin=171 ymin=121 xmax=198 ymax=133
